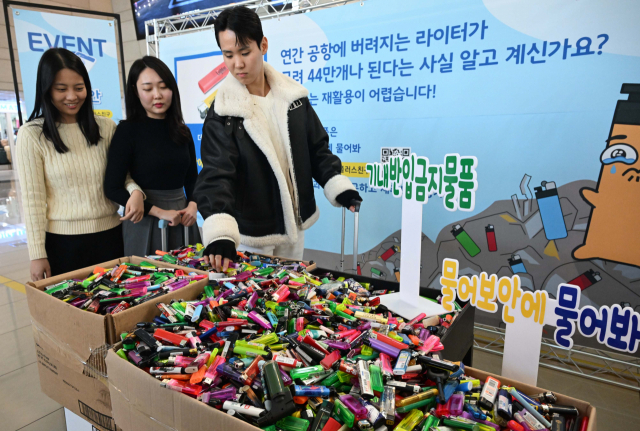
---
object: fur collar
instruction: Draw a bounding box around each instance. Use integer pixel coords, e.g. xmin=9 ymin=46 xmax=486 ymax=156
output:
xmin=214 ymin=62 xmax=309 ymax=119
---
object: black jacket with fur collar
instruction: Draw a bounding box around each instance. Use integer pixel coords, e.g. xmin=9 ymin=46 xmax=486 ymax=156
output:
xmin=194 ymin=63 xmax=355 ymax=248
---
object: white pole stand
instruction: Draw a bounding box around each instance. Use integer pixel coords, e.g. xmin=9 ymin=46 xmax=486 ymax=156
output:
xmin=377 ymin=195 xmax=446 ymax=319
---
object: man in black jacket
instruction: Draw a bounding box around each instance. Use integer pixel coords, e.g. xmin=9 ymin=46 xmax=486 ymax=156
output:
xmin=194 ymin=6 xmax=362 ymax=271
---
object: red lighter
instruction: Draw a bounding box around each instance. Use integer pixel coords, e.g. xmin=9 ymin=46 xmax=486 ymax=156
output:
xmin=379 ymin=245 xmax=399 ymax=261
xmin=568 ymin=269 xmax=602 ymax=291
xmin=485 ymin=225 xmax=497 ymax=252
xmin=198 ymin=63 xmax=229 ymax=93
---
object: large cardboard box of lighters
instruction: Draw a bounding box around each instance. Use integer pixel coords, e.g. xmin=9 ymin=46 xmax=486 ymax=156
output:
xmin=102 ymin=258 xmax=496 ymax=431
xmin=464 ymin=367 xmax=596 ymax=431
xmin=25 ymin=256 xmax=208 ymax=431
xmin=106 ymin=358 xmax=598 ymax=431
xmin=103 ymin=269 xmax=596 ymax=431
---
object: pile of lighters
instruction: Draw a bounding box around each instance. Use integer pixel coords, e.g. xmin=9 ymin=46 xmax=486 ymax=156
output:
xmin=116 ymin=252 xmax=588 ymax=431
xmin=42 ymin=261 xmax=206 ymax=315
xmin=148 ymin=243 xmax=213 ymax=271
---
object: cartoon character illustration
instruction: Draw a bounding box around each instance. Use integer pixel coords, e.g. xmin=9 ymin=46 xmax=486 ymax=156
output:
xmin=573 ymin=84 xmax=640 ymax=267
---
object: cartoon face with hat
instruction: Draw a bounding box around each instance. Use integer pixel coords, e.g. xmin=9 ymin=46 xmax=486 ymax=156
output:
xmin=573 ymin=84 xmax=640 ymax=267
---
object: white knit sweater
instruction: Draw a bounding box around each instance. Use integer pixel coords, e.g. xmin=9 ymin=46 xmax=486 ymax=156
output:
xmin=16 ymin=115 xmax=142 ymax=260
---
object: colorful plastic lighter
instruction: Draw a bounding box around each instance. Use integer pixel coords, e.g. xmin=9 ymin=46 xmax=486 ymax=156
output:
xmin=357 ymin=360 xmax=374 ymax=399
xmin=434 ymin=393 xmax=463 ymax=417
xmin=369 ymin=364 xmax=384 ymax=395
xmin=248 ymin=310 xmax=273 ymax=330
xmin=422 ymin=414 xmax=440 ymax=431
xmin=368 ymin=338 xmax=401 ymax=358
xmin=256 ymin=360 xmax=296 ymax=425
xmin=293 ymin=385 xmax=332 ymax=397
xmin=393 ymin=349 xmax=412 ymax=375
xmin=460 ymin=412 xmax=499 ymax=431
xmin=154 ymin=329 xmax=188 ymax=347
xmin=276 ymin=416 xmax=310 ymax=431
xmin=241 ymin=356 xmax=263 ymax=384
xmin=381 ymin=386 xmax=396 ymax=426
xmin=442 ymin=417 xmax=482 ymax=431
xmin=396 ymin=396 xmax=436 ymax=414
xmin=396 ymin=388 xmax=439 ymax=408
xmin=320 ymin=350 xmax=341 ymax=370
xmin=254 ymin=332 xmax=279 ymax=345
xmin=508 ymin=387 xmax=551 ymax=429
xmin=395 ymin=409 xmax=424 ymax=431
xmin=198 ymin=62 xmax=229 ymax=93
xmin=200 ymin=386 xmax=237 ymax=404
xmin=370 ymin=331 xmax=409 ymax=350
xmin=333 ymin=399 xmax=355 ymax=428
xmin=203 ymin=356 xmax=226 ymax=386
xmin=290 ymin=365 xmax=324 ymax=380
xmin=379 ymin=353 xmax=394 ymax=377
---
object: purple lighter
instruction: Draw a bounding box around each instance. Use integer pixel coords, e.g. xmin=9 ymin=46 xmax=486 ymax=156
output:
xmin=367 ymin=337 xmax=401 ymax=358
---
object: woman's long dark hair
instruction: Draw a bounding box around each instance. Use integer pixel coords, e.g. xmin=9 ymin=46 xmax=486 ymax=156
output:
xmin=124 ymin=56 xmax=190 ymax=145
xmin=28 ymin=48 xmax=100 ymax=154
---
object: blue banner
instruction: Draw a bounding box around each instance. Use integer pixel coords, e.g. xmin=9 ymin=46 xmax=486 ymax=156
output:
xmin=159 ymin=0 xmax=640 ymax=351
xmin=13 ymin=9 xmax=123 ymax=122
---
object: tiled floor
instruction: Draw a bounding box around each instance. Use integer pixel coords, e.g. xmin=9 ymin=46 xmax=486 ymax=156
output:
xmin=0 ymin=178 xmax=66 ymax=430
xmin=1 ymin=177 xmax=639 ymax=430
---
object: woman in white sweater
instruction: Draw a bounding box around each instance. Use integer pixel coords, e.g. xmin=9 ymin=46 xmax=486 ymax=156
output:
xmin=16 ymin=48 xmax=144 ymax=281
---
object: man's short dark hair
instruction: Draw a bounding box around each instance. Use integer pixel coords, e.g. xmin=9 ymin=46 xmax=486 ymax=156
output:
xmin=214 ymin=6 xmax=264 ymax=49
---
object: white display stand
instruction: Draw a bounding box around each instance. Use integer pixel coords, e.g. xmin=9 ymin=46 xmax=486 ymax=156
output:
xmin=377 ymin=196 xmax=447 ymax=319
xmin=65 ymin=408 xmax=96 ymax=431
xmin=502 ymin=297 xmax=558 ymax=385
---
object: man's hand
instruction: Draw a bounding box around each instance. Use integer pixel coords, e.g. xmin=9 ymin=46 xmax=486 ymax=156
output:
xmin=121 ymin=190 xmax=145 ymax=223
xmin=203 ymin=239 xmax=236 ymax=272
xmin=31 ymin=258 xmax=51 ymax=281
xmin=335 ymin=189 xmax=363 ymax=213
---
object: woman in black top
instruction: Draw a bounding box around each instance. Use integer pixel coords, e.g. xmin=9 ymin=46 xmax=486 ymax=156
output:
xmin=104 ymin=56 xmax=201 ymax=255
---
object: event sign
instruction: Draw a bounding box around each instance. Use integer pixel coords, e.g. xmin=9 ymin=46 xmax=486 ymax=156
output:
xmin=13 ymin=9 xmax=123 ymax=122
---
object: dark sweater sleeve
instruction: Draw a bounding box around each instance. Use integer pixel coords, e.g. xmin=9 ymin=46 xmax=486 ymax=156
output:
xmin=104 ymin=125 xmax=152 ymax=215
xmin=184 ymin=129 xmax=199 ymax=203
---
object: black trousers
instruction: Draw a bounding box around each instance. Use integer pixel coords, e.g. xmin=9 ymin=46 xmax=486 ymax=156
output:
xmin=45 ymin=224 xmax=125 ymax=276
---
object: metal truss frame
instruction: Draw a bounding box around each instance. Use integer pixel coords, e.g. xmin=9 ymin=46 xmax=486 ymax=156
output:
xmin=145 ymin=0 xmax=366 ymax=57
xmin=474 ymin=323 xmax=640 ymax=392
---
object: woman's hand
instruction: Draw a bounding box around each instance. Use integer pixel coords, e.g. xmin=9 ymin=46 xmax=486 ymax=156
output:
xmin=30 ymin=258 xmax=51 ymax=281
xmin=159 ymin=209 xmax=182 ymax=227
xmin=121 ymin=190 xmax=145 ymax=223
xmin=179 ymin=202 xmax=198 ymax=227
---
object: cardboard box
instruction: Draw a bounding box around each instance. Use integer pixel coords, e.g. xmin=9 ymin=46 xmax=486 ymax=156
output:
xmin=26 ymin=256 xmax=208 ymax=430
xmin=34 ymin=327 xmax=118 ymax=431
xmin=106 ymin=356 xmax=598 ymax=431
xmin=26 ymin=256 xmax=208 ymax=355
xmin=465 ymin=367 xmax=597 ymax=431
xmin=106 ymin=346 xmax=259 ymax=431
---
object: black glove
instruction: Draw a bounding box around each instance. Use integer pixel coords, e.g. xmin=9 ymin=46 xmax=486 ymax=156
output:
xmin=335 ymin=189 xmax=362 ymax=209
xmin=203 ymin=239 xmax=237 ymax=265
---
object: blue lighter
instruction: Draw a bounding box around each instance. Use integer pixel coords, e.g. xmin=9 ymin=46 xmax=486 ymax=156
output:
xmin=266 ymin=311 xmax=279 ymax=326
xmin=535 ymin=181 xmax=567 ymax=240
xmin=293 ymin=385 xmax=333 ymax=397
xmin=508 ymin=254 xmax=527 ymax=274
